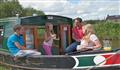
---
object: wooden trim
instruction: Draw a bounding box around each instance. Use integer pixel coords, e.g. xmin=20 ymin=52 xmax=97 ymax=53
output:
xmin=59 ymin=24 xmax=64 ymax=54
xmin=23 ymin=26 xmax=39 ymax=49
xmin=33 ymin=27 xmax=39 ymax=50
xmin=67 ymin=24 xmax=71 ymax=46
xmin=23 ymin=32 xmax=26 ymax=47
xmin=59 ymin=24 xmax=72 ymax=54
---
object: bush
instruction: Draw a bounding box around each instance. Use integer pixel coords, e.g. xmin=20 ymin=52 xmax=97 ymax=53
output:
xmin=93 ymin=21 xmax=120 ymax=39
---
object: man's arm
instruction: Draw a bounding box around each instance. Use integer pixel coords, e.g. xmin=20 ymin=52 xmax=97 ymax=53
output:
xmin=14 ymin=42 xmax=26 ymax=50
xmin=72 ymin=33 xmax=81 ymax=42
xmin=72 ymin=32 xmax=77 ymax=41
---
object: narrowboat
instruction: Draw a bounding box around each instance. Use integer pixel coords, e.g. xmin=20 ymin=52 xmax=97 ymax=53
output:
xmin=0 ymin=15 xmax=120 ymax=70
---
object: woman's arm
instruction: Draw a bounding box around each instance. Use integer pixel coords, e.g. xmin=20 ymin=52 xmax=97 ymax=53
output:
xmin=89 ymin=34 xmax=102 ymax=49
xmin=93 ymin=40 xmax=102 ymax=49
xmin=77 ymin=41 xmax=88 ymax=50
xmin=44 ymin=32 xmax=52 ymax=42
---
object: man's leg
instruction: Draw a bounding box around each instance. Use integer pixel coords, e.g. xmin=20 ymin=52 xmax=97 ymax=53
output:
xmin=65 ymin=42 xmax=78 ymax=53
xmin=15 ymin=50 xmax=27 ymax=57
xmin=15 ymin=50 xmax=41 ymax=57
xmin=28 ymin=50 xmax=41 ymax=56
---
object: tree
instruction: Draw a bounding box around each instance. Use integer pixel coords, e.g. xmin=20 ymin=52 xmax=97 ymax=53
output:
xmin=22 ymin=7 xmax=44 ymax=17
xmin=0 ymin=0 xmax=45 ymax=18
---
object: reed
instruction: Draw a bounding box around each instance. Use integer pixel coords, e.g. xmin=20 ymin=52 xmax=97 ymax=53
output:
xmin=86 ymin=20 xmax=120 ymax=39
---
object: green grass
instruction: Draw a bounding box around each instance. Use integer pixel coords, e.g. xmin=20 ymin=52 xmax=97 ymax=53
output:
xmin=86 ymin=20 xmax=120 ymax=39
xmin=0 ymin=65 xmax=22 ymax=70
xmin=0 ymin=65 xmax=12 ymax=70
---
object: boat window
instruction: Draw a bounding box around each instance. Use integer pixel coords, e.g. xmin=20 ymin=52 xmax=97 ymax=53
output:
xmin=37 ymin=26 xmax=45 ymax=54
xmin=37 ymin=26 xmax=45 ymax=48
xmin=25 ymin=28 xmax=34 ymax=49
xmin=52 ymin=25 xmax=60 ymax=55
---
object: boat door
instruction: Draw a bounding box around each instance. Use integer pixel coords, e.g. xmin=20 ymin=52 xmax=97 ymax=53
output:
xmin=59 ymin=24 xmax=72 ymax=54
xmin=22 ymin=24 xmax=72 ymax=55
xmin=23 ymin=26 xmax=39 ymax=50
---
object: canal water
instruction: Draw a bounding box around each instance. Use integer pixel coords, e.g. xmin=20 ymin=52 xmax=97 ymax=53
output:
xmin=100 ymin=39 xmax=120 ymax=49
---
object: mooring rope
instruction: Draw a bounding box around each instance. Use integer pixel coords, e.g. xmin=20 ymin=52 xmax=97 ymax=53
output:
xmin=86 ymin=49 xmax=120 ymax=70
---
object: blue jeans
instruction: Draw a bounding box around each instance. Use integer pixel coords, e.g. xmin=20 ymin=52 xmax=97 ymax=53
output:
xmin=65 ymin=42 xmax=79 ymax=53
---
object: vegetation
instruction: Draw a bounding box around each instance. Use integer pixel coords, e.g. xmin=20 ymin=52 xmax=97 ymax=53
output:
xmin=0 ymin=65 xmax=11 ymax=70
xmin=86 ymin=20 xmax=120 ymax=39
xmin=0 ymin=0 xmax=45 ymax=18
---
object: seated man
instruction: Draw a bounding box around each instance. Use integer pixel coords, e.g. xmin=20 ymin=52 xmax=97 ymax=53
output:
xmin=65 ymin=17 xmax=84 ymax=53
xmin=7 ymin=24 xmax=41 ymax=57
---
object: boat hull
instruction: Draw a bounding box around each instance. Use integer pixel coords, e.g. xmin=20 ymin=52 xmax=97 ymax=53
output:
xmin=26 ymin=50 xmax=120 ymax=69
xmin=0 ymin=50 xmax=120 ymax=69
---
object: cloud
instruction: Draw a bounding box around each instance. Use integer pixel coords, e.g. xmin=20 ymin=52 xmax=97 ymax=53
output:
xmin=19 ymin=0 xmax=120 ymax=20
xmin=19 ymin=0 xmax=67 ymax=12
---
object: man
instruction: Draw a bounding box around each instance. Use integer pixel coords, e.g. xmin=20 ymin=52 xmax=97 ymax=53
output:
xmin=7 ymin=24 xmax=41 ymax=57
xmin=65 ymin=17 xmax=84 ymax=53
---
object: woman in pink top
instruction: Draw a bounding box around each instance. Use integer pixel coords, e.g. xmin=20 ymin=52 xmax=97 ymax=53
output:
xmin=43 ymin=23 xmax=56 ymax=55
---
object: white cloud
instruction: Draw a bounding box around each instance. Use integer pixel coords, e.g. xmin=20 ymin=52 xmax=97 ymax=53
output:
xmin=19 ymin=0 xmax=120 ymax=20
xmin=19 ymin=0 xmax=67 ymax=12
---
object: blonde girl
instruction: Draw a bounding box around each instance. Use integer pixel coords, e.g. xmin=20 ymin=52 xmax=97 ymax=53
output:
xmin=43 ymin=23 xmax=56 ymax=55
xmin=77 ymin=24 xmax=101 ymax=51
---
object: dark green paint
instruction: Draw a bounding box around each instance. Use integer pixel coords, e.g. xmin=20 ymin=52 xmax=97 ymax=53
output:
xmin=77 ymin=56 xmax=95 ymax=67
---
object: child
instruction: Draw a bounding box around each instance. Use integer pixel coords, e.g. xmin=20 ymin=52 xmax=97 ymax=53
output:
xmin=43 ymin=23 xmax=56 ymax=55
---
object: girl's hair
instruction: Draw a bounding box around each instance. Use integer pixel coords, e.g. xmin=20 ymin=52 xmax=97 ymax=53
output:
xmin=45 ymin=22 xmax=54 ymax=37
xmin=83 ymin=24 xmax=95 ymax=42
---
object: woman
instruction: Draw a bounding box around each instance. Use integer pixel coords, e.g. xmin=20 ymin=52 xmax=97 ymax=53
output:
xmin=77 ymin=24 xmax=101 ymax=51
xmin=43 ymin=23 xmax=56 ymax=55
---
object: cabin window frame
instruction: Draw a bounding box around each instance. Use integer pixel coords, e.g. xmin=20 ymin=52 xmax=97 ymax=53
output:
xmin=0 ymin=25 xmax=5 ymax=48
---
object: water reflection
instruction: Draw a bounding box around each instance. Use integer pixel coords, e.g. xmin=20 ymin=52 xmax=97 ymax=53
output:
xmin=111 ymin=40 xmax=120 ymax=49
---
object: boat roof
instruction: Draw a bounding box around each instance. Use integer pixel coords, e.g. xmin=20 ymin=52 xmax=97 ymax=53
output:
xmin=0 ymin=15 xmax=73 ymax=26
xmin=21 ymin=15 xmax=72 ymax=19
xmin=20 ymin=15 xmax=73 ymax=26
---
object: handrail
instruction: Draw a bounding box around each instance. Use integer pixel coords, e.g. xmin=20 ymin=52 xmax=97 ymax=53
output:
xmin=67 ymin=48 xmax=120 ymax=55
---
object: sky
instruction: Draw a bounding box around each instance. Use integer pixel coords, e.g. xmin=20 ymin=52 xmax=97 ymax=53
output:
xmin=18 ymin=0 xmax=120 ymax=20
